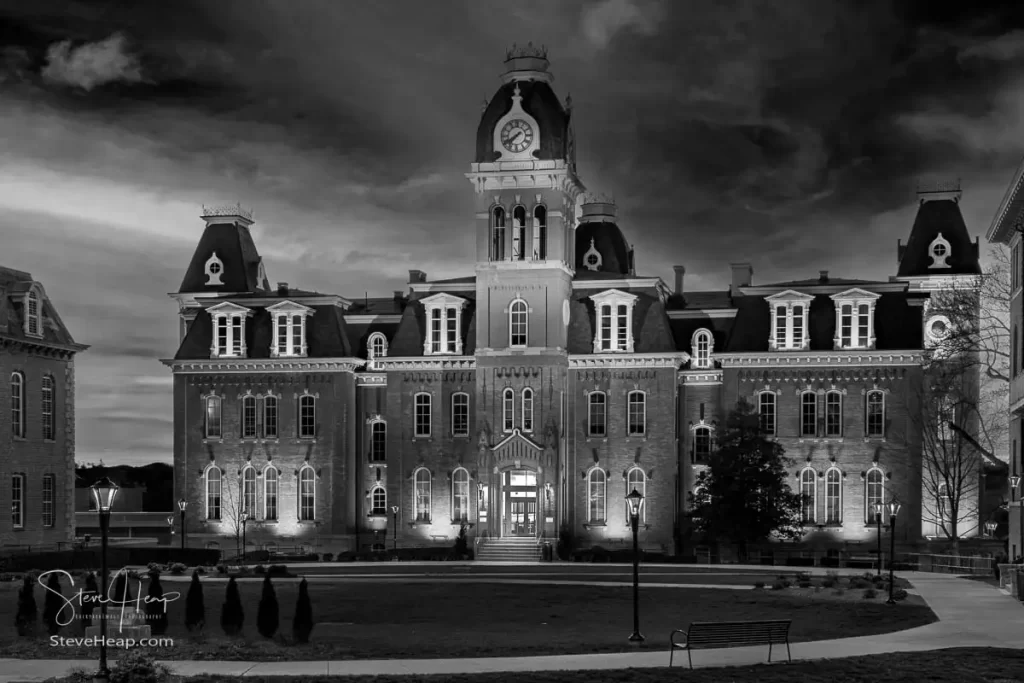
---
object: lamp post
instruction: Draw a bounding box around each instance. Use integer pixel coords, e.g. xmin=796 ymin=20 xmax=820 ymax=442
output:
xmin=985 ymin=520 xmax=998 ymax=538
xmin=872 ymin=502 xmax=883 ymax=579
xmin=240 ymin=510 xmax=249 ymax=563
xmin=885 ymin=500 xmax=901 ymax=605
xmin=1011 ymin=475 xmax=1022 ymax=560
xmin=90 ymin=477 xmax=119 ymax=683
xmin=391 ymin=505 xmax=399 ymax=551
xmin=177 ymin=499 xmax=188 ymax=551
xmin=625 ymin=488 xmax=645 ymax=643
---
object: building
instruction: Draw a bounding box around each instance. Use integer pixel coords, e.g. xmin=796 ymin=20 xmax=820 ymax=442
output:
xmin=1 ymin=266 xmax=88 ymax=549
xmin=987 ymin=162 xmax=1024 ymax=560
xmin=163 ymin=47 xmax=985 ymax=556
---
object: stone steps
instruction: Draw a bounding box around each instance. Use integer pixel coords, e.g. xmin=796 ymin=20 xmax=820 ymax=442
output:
xmin=476 ymin=538 xmax=543 ymax=563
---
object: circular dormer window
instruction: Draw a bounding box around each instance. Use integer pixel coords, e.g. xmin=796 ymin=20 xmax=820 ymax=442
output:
xmin=587 ymin=254 xmax=599 ymax=267
xmin=932 ymin=243 xmax=947 ymax=257
xmin=927 ymin=315 xmax=951 ymax=341
xmin=209 ymin=262 xmax=222 ymax=274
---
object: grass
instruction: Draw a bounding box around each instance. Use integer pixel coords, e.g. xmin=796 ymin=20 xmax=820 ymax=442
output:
xmin=0 ymin=575 xmax=935 ymax=661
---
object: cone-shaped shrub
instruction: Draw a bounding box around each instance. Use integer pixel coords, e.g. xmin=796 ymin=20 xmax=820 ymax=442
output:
xmin=42 ymin=572 xmax=64 ymax=636
xmin=145 ymin=573 xmax=169 ymax=636
xmin=184 ymin=570 xmax=205 ymax=633
xmin=81 ymin=573 xmax=99 ymax=630
xmin=256 ymin=575 xmax=279 ymax=639
xmin=111 ymin=571 xmax=133 ymax=603
xmin=220 ymin=576 xmax=244 ymax=636
xmin=292 ymin=578 xmax=314 ymax=643
xmin=15 ymin=576 xmax=38 ymax=637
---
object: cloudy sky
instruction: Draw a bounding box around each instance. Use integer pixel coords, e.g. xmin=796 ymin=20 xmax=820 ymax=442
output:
xmin=2 ymin=0 xmax=1023 ymax=465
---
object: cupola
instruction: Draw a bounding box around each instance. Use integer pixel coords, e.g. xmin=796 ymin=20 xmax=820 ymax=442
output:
xmin=574 ymin=194 xmax=633 ymax=276
xmin=500 ymin=42 xmax=553 ymax=84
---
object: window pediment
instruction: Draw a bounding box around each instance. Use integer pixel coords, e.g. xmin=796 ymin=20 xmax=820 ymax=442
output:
xmin=207 ymin=301 xmax=254 ymax=316
xmin=420 ymin=292 xmax=468 ymax=308
xmin=764 ymin=289 xmax=814 ymax=303
xmin=589 ymin=289 xmax=638 ymax=305
xmin=266 ymin=300 xmax=315 ymax=316
xmin=829 ymin=288 xmax=881 ymax=302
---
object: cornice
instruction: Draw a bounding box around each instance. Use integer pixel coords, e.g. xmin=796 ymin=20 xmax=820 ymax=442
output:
xmin=0 ymin=335 xmax=88 ymax=357
xmin=196 ymin=295 xmax=351 ymax=309
xmin=473 ymin=261 xmax=575 ymax=278
xmin=739 ymin=282 xmax=909 ymax=295
xmin=160 ymin=357 xmax=365 ymax=373
xmin=715 ymin=351 xmax=924 ymax=367
xmin=356 ymin=374 xmax=387 ymax=386
xmin=572 ymin=277 xmax=664 ymax=291
xmin=375 ymin=356 xmax=476 ymax=371
xmin=568 ymin=352 xmax=690 ymax=368
xmin=409 ymin=282 xmax=476 ymax=293
xmin=894 ymin=275 xmax=982 ymax=292
xmin=666 ymin=308 xmax=737 ymax=319
xmin=679 ymin=370 xmax=724 ymax=384
xmin=988 ymin=156 xmax=1024 ymax=243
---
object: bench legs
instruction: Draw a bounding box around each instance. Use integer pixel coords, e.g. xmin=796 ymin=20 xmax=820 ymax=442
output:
xmin=768 ymin=641 xmax=772 ymax=663
xmin=688 ymin=648 xmax=693 ymax=670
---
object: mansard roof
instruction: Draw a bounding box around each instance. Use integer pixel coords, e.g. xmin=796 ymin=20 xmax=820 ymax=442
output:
xmin=476 ymin=78 xmax=569 ymax=163
xmin=897 ymin=198 xmax=981 ymax=277
xmin=387 ymin=293 xmax=477 ymax=357
xmin=178 ymin=220 xmax=269 ymax=294
xmin=669 ymin=317 xmax=733 ymax=359
xmin=665 ymin=290 xmax=733 ymax=311
xmin=566 ymin=289 xmax=675 ymax=354
xmin=0 ymin=266 xmax=87 ymax=352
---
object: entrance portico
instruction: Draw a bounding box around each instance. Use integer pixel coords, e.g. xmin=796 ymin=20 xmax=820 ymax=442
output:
xmin=481 ymin=428 xmax=556 ymax=538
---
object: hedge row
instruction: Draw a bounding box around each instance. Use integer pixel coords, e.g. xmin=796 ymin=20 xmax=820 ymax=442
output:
xmin=0 ymin=547 xmax=221 ymax=573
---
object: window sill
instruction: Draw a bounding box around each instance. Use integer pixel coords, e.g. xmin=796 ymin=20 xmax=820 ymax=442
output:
xmin=296 ymin=519 xmax=318 ymax=525
xmin=623 ymin=523 xmax=651 ymax=531
xmin=261 ymin=520 xmax=279 ymax=525
xmin=297 ymin=436 xmax=317 ymax=442
xmin=450 ymin=521 xmax=473 ymax=527
xmin=367 ymin=513 xmax=387 ymax=519
xmin=260 ymin=437 xmax=280 ymax=443
xmin=452 ymin=434 xmax=470 ymax=439
xmin=863 ymin=437 xmax=887 ymax=442
xmin=583 ymin=522 xmax=607 ymax=529
xmin=586 ymin=436 xmax=608 ymax=442
xmin=43 ymin=438 xmax=56 ymax=444
xmin=626 ymin=434 xmax=647 ymax=440
xmin=13 ymin=436 xmax=26 ymax=442
xmin=408 ymin=520 xmax=432 ymax=527
xmin=202 ymin=437 xmax=224 ymax=444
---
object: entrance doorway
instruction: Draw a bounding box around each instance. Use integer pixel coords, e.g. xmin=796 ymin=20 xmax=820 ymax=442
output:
xmin=502 ymin=469 xmax=537 ymax=537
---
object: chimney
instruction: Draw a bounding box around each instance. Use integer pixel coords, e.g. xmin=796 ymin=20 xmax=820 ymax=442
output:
xmin=408 ymin=270 xmax=427 ymax=284
xmin=673 ymin=265 xmax=686 ymax=295
xmin=277 ymin=282 xmax=288 ymax=294
xmin=729 ymin=263 xmax=753 ymax=290
xmin=819 ymin=270 xmax=829 ymax=283
xmin=394 ymin=290 xmax=405 ymax=301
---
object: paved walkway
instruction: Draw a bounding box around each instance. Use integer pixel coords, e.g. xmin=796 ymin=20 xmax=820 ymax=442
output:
xmin=0 ymin=569 xmax=1019 ymax=681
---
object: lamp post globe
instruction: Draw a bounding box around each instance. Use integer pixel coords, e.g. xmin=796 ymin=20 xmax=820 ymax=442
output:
xmin=390 ymin=505 xmax=399 ymax=551
xmin=89 ymin=477 xmax=119 ymax=683
xmin=178 ymin=498 xmax=188 ymax=550
xmin=625 ymin=488 xmax=645 ymax=643
xmin=872 ymin=502 xmax=884 ymax=578
xmin=885 ymin=500 xmax=901 ymax=605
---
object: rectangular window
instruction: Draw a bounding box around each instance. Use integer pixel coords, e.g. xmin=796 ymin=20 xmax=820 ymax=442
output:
xmin=616 ymin=305 xmax=629 ymax=349
xmin=277 ymin=318 xmax=288 ymax=354
xmin=758 ymin=392 xmax=775 ymax=436
xmin=627 ymin=392 xmax=645 ymax=435
xmin=242 ymin=397 xmax=257 ymax=438
xmin=478 ymin=484 xmax=488 ymax=523
xmin=430 ymin=309 xmax=442 ymax=353
xmin=866 ymin=392 xmax=885 ymax=437
xmin=41 ymin=376 xmax=55 ymax=440
xmin=275 ymin=314 xmax=306 ymax=356
xmin=205 ymin=396 xmax=222 ymax=439
xmin=298 ymin=396 xmax=316 ymax=438
xmin=231 ymin=316 xmax=242 ymax=356
xmin=415 ymin=394 xmax=431 ymax=437
xmin=840 ymin=304 xmax=852 ymax=347
xmin=792 ymin=305 xmax=804 ymax=347
xmin=370 ymin=421 xmax=386 ymax=462
xmin=775 ymin=303 xmax=808 ymax=349
xmin=291 ymin=314 xmax=302 ymax=352
xmin=857 ymin=305 xmax=870 ymax=346
xmin=600 ymin=305 xmax=612 ymax=350
xmin=215 ymin=314 xmax=245 ymax=356
xmin=588 ymin=393 xmax=606 ymax=437
xmin=446 ymin=307 xmax=458 ymax=351
xmin=42 ymin=474 xmax=55 ymax=527
xmin=801 ymin=393 xmax=817 ymax=437
xmin=774 ymin=306 xmax=787 ymax=347
xmin=692 ymin=428 xmax=711 ymax=464
xmin=825 ymin=393 xmax=842 ymax=437
xmin=216 ymin=317 xmax=228 ymax=355
xmin=263 ymin=396 xmax=278 ymax=438
xmin=12 ymin=475 xmax=24 ymax=528
xmin=451 ymin=393 xmax=468 ymax=436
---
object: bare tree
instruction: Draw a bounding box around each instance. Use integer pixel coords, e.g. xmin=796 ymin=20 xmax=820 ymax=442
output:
xmin=219 ymin=484 xmax=247 ymax=561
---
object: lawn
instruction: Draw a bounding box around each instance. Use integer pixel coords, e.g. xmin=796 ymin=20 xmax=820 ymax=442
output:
xmin=0 ymin=572 xmax=934 ymax=661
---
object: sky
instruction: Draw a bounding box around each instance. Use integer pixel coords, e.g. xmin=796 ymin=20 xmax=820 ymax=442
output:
xmin=2 ymin=0 xmax=1024 ymax=465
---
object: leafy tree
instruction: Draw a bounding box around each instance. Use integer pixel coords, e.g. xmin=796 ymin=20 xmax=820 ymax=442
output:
xmin=145 ymin=572 xmax=169 ymax=636
xmin=184 ymin=570 xmax=205 ymax=633
xmin=15 ymin=575 xmax=37 ymax=637
xmin=687 ymin=399 xmax=804 ymax=560
xmin=81 ymin=573 xmax=99 ymax=630
xmin=220 ymin=576 xmax=244 ymax=636
xmin=292 ymin=578 xmax=314 ymax=643
xmin=42 ymin=572 xmax=63 ymax=636
xmin=256 ymin=575 xmax=279 ymax=639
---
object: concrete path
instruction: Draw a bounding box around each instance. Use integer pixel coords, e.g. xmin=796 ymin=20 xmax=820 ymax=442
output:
xmin=0 ymin=570 xmax=1019 ymax=681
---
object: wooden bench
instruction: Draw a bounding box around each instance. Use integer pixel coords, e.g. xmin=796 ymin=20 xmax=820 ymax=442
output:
xmin=669 ymin=620 xmax=791 ymax=669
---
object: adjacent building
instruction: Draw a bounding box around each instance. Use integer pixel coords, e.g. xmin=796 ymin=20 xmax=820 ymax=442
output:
xmin=164 ymin=47 xmax=985 ymax=556
xmin=1 ymin=266 xmax=88 ymax=548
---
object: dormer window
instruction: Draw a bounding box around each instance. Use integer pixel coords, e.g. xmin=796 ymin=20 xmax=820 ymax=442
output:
xmin=589 ymin=289 xmax=638 ymax=353
xmin=207 ymin=302 xmax=253 ymax=358
xmin=204 ymin=252 xmax=225 ymax=285
xmin=267 ymin=301 xmax=314 ymax=358
xmin=421 ymin=293 xmax=467 ymax=355
xmin=367 ymin=332 xmax=388 ymax=370
xmin=928 ymin=233 xmax=952 ymax=269
xmin=24 ymin=288 xmax=42 ymax=338
xmin=691 ymin=328 xmax=713 ymax=368
xmin=830 ymin=289 xmax=879 ymax=350
xmin=765 ymin=291 xmax=813 ymax=351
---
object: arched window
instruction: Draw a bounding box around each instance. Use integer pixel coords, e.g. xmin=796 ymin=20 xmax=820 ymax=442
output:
xmin=627 ymin=391 xmax=646 ymax=435
xmin=414 ymin=393 xmax=431 ymax=437
xmin=800 ymin=468 xmax=816 ymax=523
xmin=800 ymin=391 xmax=817 ymax=437
xmin=588 ymin=392 xmax=607 ymax=437
xmin=626 ymin=467 xmax=646 ymax=523
xmin=692 ymin=426 xmax=712 ymax=464
xmin=825 ymin=468 xmax=842 ymax=524
xmin=205 ymin=466 xmax=222 ymax=520
xmin=263 ymin=466 xmax=278 ymax=521
xmin=451 ymin=392 xmax=469 ymax=437
xmin=241 ymin=395 xmax=257 ymax=438
xmin=452 ymin=468 xmax=469 ymax=522
xmin=492 ymin=206 xmax=506 ymax=261
xmin=298 ymin=466 xmax=315 ymax=521
xmin=298 ymin=394 xmax=316 ymax=438
xmin=502 ymin=388 xmax=515 ymax=432
xmin=414 ymin=468 xmax=431 ymax=522
xmin=533 ymin=205 xmax=547 ymax=259
xmin=758 ymin=391 xmax=776 ymax=436
xmin=41 ymin=375 xmax=55 ymax=441
xmin=825 ymin=391 xmax=842 ymax=437
xmin=509 ymin=299 xmax=528 ymax=347
xmin=371 ymin=485 xmax=387 ymax=515
xmin=205 ymin=395 xmax=221 ymax=439
xmin=370 ymin=420 xmax=386 ymax=462
xmin=866 ymin=390 xmax=885 ymax=437
xmin=691 ymin=329 xmax=712 ymax=369
xmin=865 ymin=468 xmax=884 ymax=524
xmin=11 ymin=372 xmax=24 ymax=438
xmin=521 ymin=388 xmax=534 ymax=433
xmin=367 ymin=332 xmax=388 ymax=370
xmin=512 ymin=206 xmax=526 ymax=260
xmin=588 ymin=468 xmax=606 ymax=523
xmin=241 ymin=465 xmax=257 ymax=516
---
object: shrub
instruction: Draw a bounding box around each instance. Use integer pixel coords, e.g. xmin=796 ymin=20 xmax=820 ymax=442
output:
xmin=850 ymin=577 xmax=873 ymax=589
xmin=42 ymin=571 xmax=64 ymax=636
xmin=322 ymin=553 xmax=334 ymax=562
xmin=797 ymin=579 xmax=812 ymax=588
xmin=753 ymin=581 xmax=765 ymax=589
xmin=256 ymin=575 xmax=279 ymax=639
xmin=216 ymin=564 xmax=228 ymax=575
xmin=220 ymin=577 xmax=244 ymax=636
xmin=81 ymin=573 xmax=99 ymax=629
xmin=863 ymin=588 xmax=878 ymax=599
xmin=254 ymin=565 xmax=267 ymax=574
xmin=111 ymin=571 xmax=133 ymax=603
xmin=169 ymin=563 xmax=187 ymax=576
xmin=892 ymin=588 xmax=909 ymax=602
xmin=15 ymin=575 xmax=37 ymax=636
xmin=184 ymin=570 xmax=205 ymax=633
xmin=454 ymin=521 xmax=470 ymax=556
xmin=833 ymin=588 xmax=845 ymax=596
xmin=109 ymin=649 xmax=171 ymax=683
xmin=771 ymin=580 xmax=788 ymax=590
xmin=556 ymin=520 xmax=577 ymax=561
xmin=268 ymin=565 xmax=290 ymax=577
xmin=292 ymin=578 xmax=314 ymax=643
xmin=146 ymin=574 xmax=169 ymax=636
xmin=822 ymin=570 xmax=839 ymax=588
xmin=147 ymin=562 xmax=162 ymax=573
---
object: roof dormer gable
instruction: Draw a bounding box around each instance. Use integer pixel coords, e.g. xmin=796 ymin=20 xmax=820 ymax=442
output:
xmin=266 ymin=300 xmax=315 ymax=316
xmin=765 ymin=290 xmax=812 ymax=351
xmin=421 ymin=292 xmax=468 ymax=355
xmin=206 ymin=301 xmax=254 ymax=316
xmin=589 ymin=288 xmax=639 ymax=305
xmin=588 ymin=289 xmax=639 ymax=353
xmin=829 ymin=289 xmax=879 ymax=350
xmin=420 ymin=292 xmax=468 ymax=308
xmin=829 ymin=288 xmax=881 ymax=302
xmin=764 ymin=289 xmax=814 ymax=303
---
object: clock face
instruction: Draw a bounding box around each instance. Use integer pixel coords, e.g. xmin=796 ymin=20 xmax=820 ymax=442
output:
xmin=501 ymin=119 xmax=534 ymax=153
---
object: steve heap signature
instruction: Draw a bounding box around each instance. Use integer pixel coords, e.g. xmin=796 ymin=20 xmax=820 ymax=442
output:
xmin=37 ymin=569 xmax=182 ymax=628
